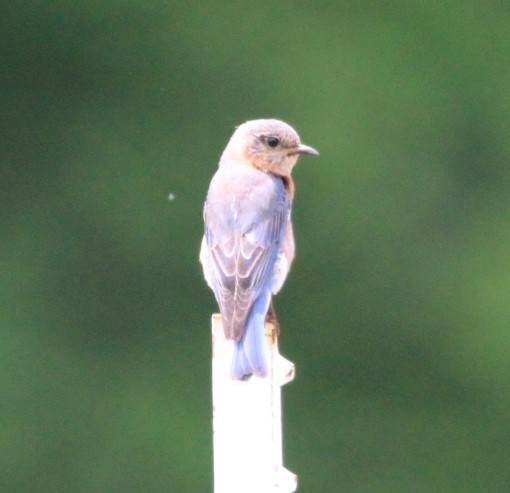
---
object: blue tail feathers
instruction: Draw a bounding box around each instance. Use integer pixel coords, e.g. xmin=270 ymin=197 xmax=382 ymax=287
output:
xmin=231 ymin=291 xmax=271 ymax=380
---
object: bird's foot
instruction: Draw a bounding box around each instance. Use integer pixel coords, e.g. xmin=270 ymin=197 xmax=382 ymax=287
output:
xmin=266 ymin=303 xmax=280 ymax=336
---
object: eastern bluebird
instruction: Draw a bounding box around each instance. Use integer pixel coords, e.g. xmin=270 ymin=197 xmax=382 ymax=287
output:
xmin=200 ymin=119 xmax=318 ymax=380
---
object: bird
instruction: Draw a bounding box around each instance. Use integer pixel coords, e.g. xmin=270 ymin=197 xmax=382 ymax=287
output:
xmin=200 ymin=119 xmax=318 ymax=380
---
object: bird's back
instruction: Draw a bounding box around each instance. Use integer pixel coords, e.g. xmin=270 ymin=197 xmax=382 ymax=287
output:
xmin=203 ymin=162 xmax=290 ymax=341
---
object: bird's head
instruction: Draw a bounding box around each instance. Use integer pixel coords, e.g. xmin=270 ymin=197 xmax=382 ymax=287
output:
xmin=220 ymin=119 xmax=318 ymax=176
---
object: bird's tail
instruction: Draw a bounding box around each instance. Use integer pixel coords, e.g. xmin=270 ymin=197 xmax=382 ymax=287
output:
xmin=231 ymin=291 xmax=271 ymax=380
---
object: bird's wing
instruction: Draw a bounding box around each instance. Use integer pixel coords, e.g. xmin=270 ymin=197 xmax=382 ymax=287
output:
xmin=204 ymin=177 xmax=290 ymax=341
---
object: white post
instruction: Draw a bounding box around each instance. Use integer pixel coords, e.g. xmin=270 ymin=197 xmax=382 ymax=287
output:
xmin=211 ymin=314 xmax=297 ymax=493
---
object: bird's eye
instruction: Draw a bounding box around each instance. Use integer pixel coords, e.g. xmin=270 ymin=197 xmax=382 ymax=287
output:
xmin=267 ymin=136 xmax=280 ymax=148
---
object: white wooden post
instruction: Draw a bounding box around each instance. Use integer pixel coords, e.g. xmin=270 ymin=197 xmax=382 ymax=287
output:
xmin=211 ymin=314 xmax=297 ymax=493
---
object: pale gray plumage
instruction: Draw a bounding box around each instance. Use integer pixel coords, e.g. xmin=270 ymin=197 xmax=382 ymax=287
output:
xmin=200 ymin=119 xmax=318 ymax=379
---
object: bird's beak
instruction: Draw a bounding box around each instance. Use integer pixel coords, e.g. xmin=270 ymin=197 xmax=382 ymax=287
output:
xmin=296 ymin=143 xmax=319 ymax=155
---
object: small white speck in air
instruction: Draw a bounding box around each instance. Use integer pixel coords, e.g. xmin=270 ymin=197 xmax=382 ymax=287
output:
xmin=168 ymin=193 xmax=175 ymax=201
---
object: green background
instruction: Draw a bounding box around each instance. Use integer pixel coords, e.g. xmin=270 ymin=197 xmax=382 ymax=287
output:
xmin=2 ymin=1 xmax=510 ymax=491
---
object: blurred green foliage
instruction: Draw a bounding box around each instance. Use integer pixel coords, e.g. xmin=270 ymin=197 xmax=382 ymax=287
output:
xmin=2 ymin=1 xmax=510 ymax=491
